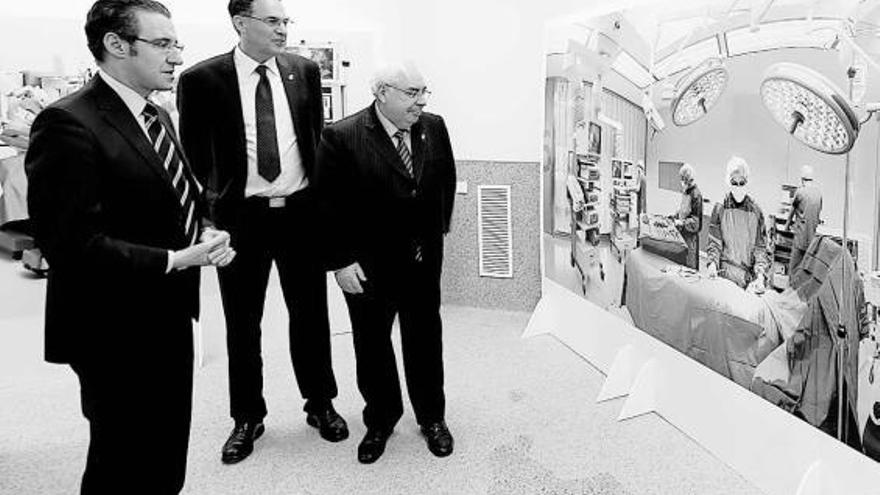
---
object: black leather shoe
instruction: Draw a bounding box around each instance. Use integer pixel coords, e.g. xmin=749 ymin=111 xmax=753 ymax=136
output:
xmin=306 ymin=405 xmax=349 ymax=442
xmin=420 ymin=421 xmax=453 ymax=457
xmin=221 ymin=422 xmax=265 ymax=464
xmin=357 ymin=428 xmax=392 ymax=464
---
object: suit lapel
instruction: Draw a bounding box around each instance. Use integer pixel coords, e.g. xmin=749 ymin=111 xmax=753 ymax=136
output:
xmin=410 ymin=120 xmax=425 ymax=183
xmin=219 ymin=51 xmax=247 ymax=184
xmin=91 ymin=77 xmax=179 ymax=201
xmin=276 ymin=55 xmax=305 ymax=154
xmin=365 ymin=105 xmax=415 ymax=180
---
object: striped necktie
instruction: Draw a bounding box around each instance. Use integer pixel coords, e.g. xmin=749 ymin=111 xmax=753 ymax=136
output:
xmin=393 ymin=129 xmax=413 ymax=177
xmin=142 ymin=103 xmax=198 ymax=246
xmin=394 ymin=129 xmax=421 ymax=261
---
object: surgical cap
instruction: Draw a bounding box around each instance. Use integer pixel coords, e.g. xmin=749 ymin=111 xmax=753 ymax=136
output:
xmin=801 ymin=165 xmax=814 ymax=181
xmin=679 ymin=163 xmax=695 ymax=185
xmin=726 ymin=156 xmax=750 ymax=183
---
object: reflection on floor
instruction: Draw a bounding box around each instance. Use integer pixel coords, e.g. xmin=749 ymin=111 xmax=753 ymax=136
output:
xmin=543 ymin=233 xmax=633 ymax=324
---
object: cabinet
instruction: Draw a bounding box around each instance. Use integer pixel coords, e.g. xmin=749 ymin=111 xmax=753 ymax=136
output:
xmin=610 ymin=158 xmax=637 ymax=262
xmin=567 ymin=151 xmax=603 ymax=293
xmin=769 ymin=184 xmax=798 ymax=273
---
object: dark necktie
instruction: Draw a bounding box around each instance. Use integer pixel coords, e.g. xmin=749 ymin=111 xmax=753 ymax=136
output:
xmin=142 ymin=103 xmax=198 ymax=245
xmin=255 ymin=65 xmax=281 ymax=182
xmin=394 ymin=129 xmax=413 ymax=177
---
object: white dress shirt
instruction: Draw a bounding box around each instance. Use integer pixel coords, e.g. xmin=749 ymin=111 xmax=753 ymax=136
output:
xmin=99 ymin=70 xmax=152 ymax=139
xmin=374 ymin=102 xmax=412 ymax=152
xmin=233 ymin=45 xmax=306 ymax=198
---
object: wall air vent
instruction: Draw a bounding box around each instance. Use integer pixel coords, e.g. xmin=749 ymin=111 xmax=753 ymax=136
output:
xmin=477 ymin=185 xmax=513 ymax=278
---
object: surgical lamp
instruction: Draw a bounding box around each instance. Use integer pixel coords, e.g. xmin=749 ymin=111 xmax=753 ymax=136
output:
xmin=761 ymin=63 xmax=859 ymax=154
xmin=760 ymin=62 xmax=878 ymax=442
xmin=671 ymin=57 xmax=729 ymax=126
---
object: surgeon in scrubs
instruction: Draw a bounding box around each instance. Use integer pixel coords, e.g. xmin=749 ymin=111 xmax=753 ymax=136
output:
xmin=706 ymin=156 xmax=769 ymax=292
xmin=673 ymin=163 xmax=703 ymax=270
xmin=785 ymin=165 xmax=822 ymax=275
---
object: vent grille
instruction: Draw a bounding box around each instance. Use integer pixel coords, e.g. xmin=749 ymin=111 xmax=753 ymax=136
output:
xmin=478 ymin=185 xmax=513 ymax=278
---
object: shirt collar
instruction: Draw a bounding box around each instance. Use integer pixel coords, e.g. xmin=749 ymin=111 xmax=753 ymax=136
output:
xmin=98 ymin=69 xmax=151 ymax=119
xmin=374 ymin=101 xmax=405 ymax=140
xmin=234 ymin=45 xmax=280 ymax=78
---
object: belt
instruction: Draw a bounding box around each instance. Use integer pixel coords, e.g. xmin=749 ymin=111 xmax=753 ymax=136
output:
xmin=246 ymin=195 xmax=288 ymax=208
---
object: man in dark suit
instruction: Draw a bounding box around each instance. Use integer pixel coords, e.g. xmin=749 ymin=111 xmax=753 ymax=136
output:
xmin=314 ymin=62 xmax=457 ymax=464
xmin=177 ymin=0 xmax=346 ymax=464
xmin=25 ymin=1 xmax=235 ymax=493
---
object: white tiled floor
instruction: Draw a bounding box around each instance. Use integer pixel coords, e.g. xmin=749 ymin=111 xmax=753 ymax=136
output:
xmin=0 ymin=252 xmax=761 ymax=495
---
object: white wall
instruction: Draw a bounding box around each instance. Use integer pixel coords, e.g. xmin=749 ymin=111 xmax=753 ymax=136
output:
xmin=0 ymin=2 xmax=390 ymax=113
xmin=0 ymin=0 xmax=656 ymax=162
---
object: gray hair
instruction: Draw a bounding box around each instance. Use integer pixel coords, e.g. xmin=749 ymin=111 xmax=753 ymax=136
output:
xmin=370 ymin=61 xmax=424 ymax=97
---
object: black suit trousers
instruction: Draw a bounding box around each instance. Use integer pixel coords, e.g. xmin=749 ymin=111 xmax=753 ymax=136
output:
xmin=218 ymin=189 xmax=337 ymax=422
xmin=344 ymin=254 xmax=446 ymax=430
xmin=72 ymin=316 xmax=193 ymax=495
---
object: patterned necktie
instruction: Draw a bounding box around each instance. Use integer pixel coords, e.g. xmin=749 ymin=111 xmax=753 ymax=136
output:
xmin=393 ymin=129 xmax=413 ymax=177
xmin=142 ymin=103 xmax=198 ymax=246
xmin=255 ymin=65 xmax=281 ymax=182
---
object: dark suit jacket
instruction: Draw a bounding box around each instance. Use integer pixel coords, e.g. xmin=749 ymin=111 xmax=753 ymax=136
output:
xmin=314 ymin=104 xmax=456 ymax=286
xmin=25 ymin=76 xmax=205 ymax=364
xmin=176 ymin=51 xmax=323 ymax=231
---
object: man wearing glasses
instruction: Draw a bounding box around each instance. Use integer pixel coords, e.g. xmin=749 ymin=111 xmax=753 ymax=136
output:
xmin=26 ymin=1 xmax=235 ymax=492
xmin=177 ymin=0 xmax=346 ymax=465
xmin=314 ymin=62 xmax=457 ymax=464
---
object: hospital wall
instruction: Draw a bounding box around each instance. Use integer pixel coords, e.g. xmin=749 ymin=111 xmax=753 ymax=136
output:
xmin=4 ymin=0 xmax=621 ymax=310
xmin=645 ymin=48 xmax=879 ymax=267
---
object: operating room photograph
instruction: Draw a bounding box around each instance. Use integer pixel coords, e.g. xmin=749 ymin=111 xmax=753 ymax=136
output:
xmin=542 ymin=0 xmax=880 ymax=478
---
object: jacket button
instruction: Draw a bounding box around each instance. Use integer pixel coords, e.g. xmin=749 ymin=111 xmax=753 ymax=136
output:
xmin=411 ymin=189 xmax=417 ymax=197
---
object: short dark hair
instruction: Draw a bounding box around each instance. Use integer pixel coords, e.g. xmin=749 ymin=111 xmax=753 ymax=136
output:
xmin=228 ymin=0 xmax=255 ymax=18
xmin=85 ymin=0 xmax=171 ymax=62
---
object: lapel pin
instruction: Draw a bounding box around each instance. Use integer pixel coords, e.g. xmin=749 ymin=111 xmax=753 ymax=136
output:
xmin=287 ymin=74 xmax=294 ymax=81
xmin=421 ymin=133 xmax=426 ymax=140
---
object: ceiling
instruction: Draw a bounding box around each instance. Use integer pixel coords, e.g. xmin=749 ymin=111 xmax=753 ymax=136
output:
xmin=577 ymin=0 xmax=880 ymax=91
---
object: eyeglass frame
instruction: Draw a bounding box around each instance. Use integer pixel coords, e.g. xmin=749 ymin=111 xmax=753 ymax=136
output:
xmin=237 ymin=14 xmax=293 ymax=29
xmin=131 ymin=36 xmax=185 ymax=53
xmin=385 ymin=84 xmax=432 ymax=100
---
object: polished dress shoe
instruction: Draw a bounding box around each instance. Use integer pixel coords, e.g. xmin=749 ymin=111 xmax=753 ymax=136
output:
xmin=221 ymin=421 xmax=265 ymax=464
xmin=357 ymin=428 xmax=392 ymax=464
xmin=420 ymin=421 xmax=453 ymax=457
xmin=306 ymin=405 xmax=349 ymax=442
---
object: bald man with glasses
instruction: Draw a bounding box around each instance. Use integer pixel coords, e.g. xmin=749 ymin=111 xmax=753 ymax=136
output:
xmin=178 ymin=0 xmax=346 ymax=465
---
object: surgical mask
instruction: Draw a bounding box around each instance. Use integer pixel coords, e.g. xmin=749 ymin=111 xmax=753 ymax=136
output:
xmin=681 ymin=181 xmax=688 ymax=191
xmin=730 ymin=185 xmax=747 ymax=203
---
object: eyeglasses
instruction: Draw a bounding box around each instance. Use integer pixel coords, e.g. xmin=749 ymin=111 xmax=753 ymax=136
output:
xmin=133 ymin=37 xmax=185 ymax=53
xmin=730 ymin=177 xmax=747 ymax=186
xmin=386 ymin=84 xmax=432 ymax=100
xmin=239 ymin=14 xmax=293 ymax=29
